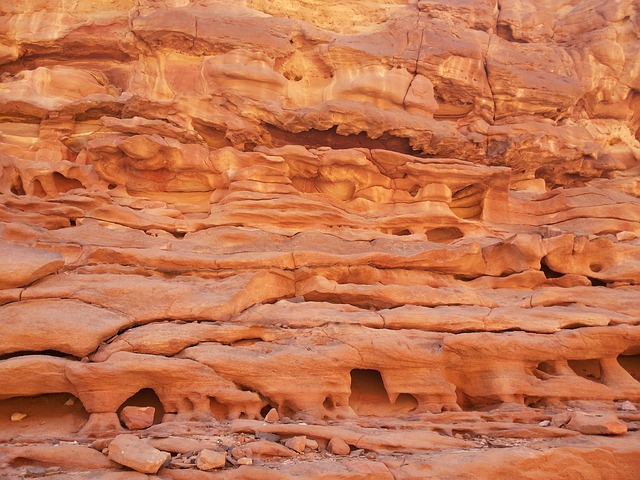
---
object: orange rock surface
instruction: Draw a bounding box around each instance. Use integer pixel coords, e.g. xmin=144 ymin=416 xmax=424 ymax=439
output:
xmin=1 ymin=0 xmax=639 ymax=478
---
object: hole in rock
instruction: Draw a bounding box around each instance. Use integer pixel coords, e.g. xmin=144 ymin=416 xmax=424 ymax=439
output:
xmin=210 ymin=397 xmax=229 ymax=420
xmin=0 ymin=393 xmax=88 ymax=439
xmin=192 ymin=120 xmax=233 ymax=148
xmin=323 ymin=396 xmax=335 ymax=411
xmin=450 ymin=185 xmax=485 ymax=219
xmin=540 ymin=258 xmax=563 ymax=279
xmin=588 ymin=276 xmax=607 ymax=287
xmin=232 ymin=338 xmax=264 ymax=347
xmin=32 ymin=179 xmax=47 ymax=198
xmin=496 ymin=24 xmax=527 ymax=43
xmin=426 ymin=227 xmax=463 ymax=243
xmin=589 ymin=263 xmax=603 ymax=273
xmin=349 ymin=369 xmax=418 ymax=416
xmin=536 ymin=361 xmax=557 ymax=376
xmin=266 ymin=125 xmax=417 ymax=153
xmin=107 ymin=183 xmax=118 ymax=190
xmin=260 ymin=403 xmax=276 ymax=418
xmin=524 ymin=396 xmax=544 ymax=408
xmin=392 ymin=228 xmax=412 ymax=236
xmin=568 ymin=359 xmax=603 ymax=383
xmin=0 ymin=350 xmax=78 ymax=362
xmin=618 ymin=354 xmax=640 ymax=382
xmin=52 ymin=172 xmax=83 ymax=193
xmin=454 ymin=390 xmax=493 ymax=411
xmin=10 ymin=176 xmax=25 ymax=195
xmin=117 ymin=388 xmax=165 ymax=425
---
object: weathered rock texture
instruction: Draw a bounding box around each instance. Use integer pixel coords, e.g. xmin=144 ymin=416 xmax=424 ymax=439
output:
xmin=1 ymin=0 xmax=640 ymax=478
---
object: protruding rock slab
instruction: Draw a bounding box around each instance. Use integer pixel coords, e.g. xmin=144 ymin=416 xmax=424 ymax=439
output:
xmin=107 ymin=434 xmax=170 ymax=474
xmin=1 ymin=299 xmax=131 ymax=357
xmin=0 ymin=241 xmax=64 ymax=289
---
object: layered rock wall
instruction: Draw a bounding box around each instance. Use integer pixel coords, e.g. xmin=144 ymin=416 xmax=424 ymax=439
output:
xmin=1 ymin=0 xmax=640 ymax=478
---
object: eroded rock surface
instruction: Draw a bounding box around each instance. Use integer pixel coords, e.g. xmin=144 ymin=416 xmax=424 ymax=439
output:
xmin=1 ymin=0 xmax=639 ymax=478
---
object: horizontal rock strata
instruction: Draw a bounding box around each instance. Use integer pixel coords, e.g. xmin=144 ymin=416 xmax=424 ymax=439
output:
xmin=1 ymin=0 xmax=639 ymax=478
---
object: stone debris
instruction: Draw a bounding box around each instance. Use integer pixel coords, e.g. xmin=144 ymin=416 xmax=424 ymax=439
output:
xmin=305 ymin=439 xmax=319 ymax=451
xmin=196 ymin=449 xmax=227 ymax=471
xmin=10 ymin=413 xmax=27 ymax=422
xmin=619 ymin=401 xmax=637 ymax=412
xmin=264 ymin=408 xmax=280 ymax=423
xmin=107 ymin=434 xmax=171 ymax=474
xmin=237 ymin=440 xmax=298 ymax=459
xmin=328 ymin=437 xmax=351 ymax=456
xmin=565 ymin=412 xmax=628 ymax=436
xmin=284 ymin=435 xmax=307 ymax=454
xmin=119 ymin=406 xmax=155 ymax=430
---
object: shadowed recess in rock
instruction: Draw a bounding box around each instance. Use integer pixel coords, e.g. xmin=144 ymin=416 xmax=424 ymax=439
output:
xmin=349 ymin=369 xmax=418 ymax=417
xmin=116 ymin=388 xmax=165 ymax=426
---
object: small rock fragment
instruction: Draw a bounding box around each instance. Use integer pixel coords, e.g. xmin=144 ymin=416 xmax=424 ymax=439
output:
xmin=264 ymin=408 xmax=279 ymax=423
xmin=24 ymin=466 xmax=46 ymax=478
xmin=196 ymin=449 xmax=227 ymax=471
xmin=237 ymin=457 xmax=253 ymax=466
xmin=284 ymin=436 xmax=306 ymax=453
xmin=619 ymin=401 xmax=637 ymax=412
xmin=238 ymin=440 xmax=297 ymax=459
xmin=108 ymin=434 xmax=171 ymax=474
xmin=256 ymin=432 xmax=281 ymax=442
xmin=120 ymin=406 xmax=155 ymax=430
xmin=366 ymin=451 xmax=378 ymax=460
xmin=64 ymin=398 xmax=75 ymax=406
xmin=538 ymin=420 xmax=551 ymax=427
xmin=328 ymin=437 xmax=350 ymax=456
xmin=305 ymin=438 xmax=319 ymax=450
xmin=551 ymin=412 xmax=571 ymax=428
xmin=566 ymin=411 xmax=628 ymax=435
xmin=11 ymin=412 xmax=27 ymax=421
xmin=230 ymin=446 xmax=246 ymax=459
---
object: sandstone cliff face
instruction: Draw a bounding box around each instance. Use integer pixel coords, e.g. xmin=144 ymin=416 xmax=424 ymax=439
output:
xmin=1 ymin=0 xmax=640 ymax=478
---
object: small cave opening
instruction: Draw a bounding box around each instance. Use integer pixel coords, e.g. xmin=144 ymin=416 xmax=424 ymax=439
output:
xmin=10 ymin=176 xmax=25 ymax=195
xmin=540 ymin=258 xmax=563 ymax=279
xmin=426 ymin=227 xmax=463 ymax=243
xmin=531 ymin=361 xmax=557 ymax=380
xmin=266 ymin=125 xmax=417 ymax=153
xmin=32 ymin=179 xmax=47 ymax=198
xmin=524 ymin=396 xmax=544 ymax=408
xmin=348 ymin=369 xmax=418 ymax=416
xmin=0 ymin=393 xmax=89 ymax=439
xmin=450 ymin=185 xmax=485 ymax=220
xmin=454 ymin=390 xmax=484 ymax=411
xmin=618 ymin=354 xmax=640 ymax=382
xmin=117 ymin=388 xmax=165 ymax=426
xmin=588 ymin=276 xmax=607 ymax=287
xmin=210 ymin=397 xmax=230 ymax=420
xmin=259 ymin=402 xmax=277 ymax=419
xmin=391 ymin=228 xmax=412 ymax=236
xmin=496 ymin=23 xmax=527 ymax=43
xmin=568 ymin=359 xmax=603 ymax=383
xmin=52 ymin=172 xmax=84 ymax=194
xmin=323 ymin=396 xmax=336 ymax=411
